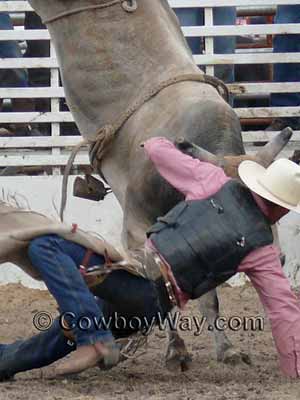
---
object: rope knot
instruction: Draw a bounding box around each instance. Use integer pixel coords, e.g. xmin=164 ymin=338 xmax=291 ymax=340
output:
xmin=90 ymin=124 xmax=116 ymax=167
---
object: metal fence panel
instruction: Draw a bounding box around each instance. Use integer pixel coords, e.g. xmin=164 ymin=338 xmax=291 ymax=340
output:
xmin=0 ymin=1 xmax=299 ymax=171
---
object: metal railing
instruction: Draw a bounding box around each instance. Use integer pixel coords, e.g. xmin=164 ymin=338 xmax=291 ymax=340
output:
xmin=0 ymin=0 xmax=299 ymax=173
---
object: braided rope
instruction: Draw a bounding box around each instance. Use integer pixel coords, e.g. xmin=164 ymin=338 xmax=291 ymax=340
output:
xmin=89 ymin=73 xmax=229 ymax=168
xmin=60 ymin=74 xmax=228 ymax=221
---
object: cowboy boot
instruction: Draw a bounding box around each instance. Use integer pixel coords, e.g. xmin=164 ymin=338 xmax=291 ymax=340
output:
xmin=45 ymin=340 xmax=120 ymax=378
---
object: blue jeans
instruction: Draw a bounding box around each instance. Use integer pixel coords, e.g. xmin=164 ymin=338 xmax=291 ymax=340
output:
xmin=0 ymin=319 xmax=76 ymax=380
xmin=0 ymin=236 xmax=162 ymax=379
xmin=271 ymin=5 xmax=300 ymax=108
xmin=0 ymin=11 xmax=28 ymax=87
xmin=27 ymin=235 xmax=114 ymax=346
xmin=174 ymin=7 xmax=236 ymax=83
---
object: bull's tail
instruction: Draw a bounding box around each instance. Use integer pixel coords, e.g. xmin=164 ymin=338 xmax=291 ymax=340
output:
xmin=60 ymin=139 xmax=89 ymax=221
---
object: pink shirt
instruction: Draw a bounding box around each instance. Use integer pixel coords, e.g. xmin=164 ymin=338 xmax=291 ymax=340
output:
xmin=144 ymin=137 xmax=300 ymax=378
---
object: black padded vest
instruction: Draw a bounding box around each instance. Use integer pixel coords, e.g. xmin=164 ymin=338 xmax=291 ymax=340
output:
xmin=147 ymin=180 xmax=273 ymax=299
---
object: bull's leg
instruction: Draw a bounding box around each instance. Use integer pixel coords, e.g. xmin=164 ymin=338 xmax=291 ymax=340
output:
xmin=165 ymin=309 xmax=192 ymax=373
xmin=198 ymin=289 xmax=251 ymax=365
xmin=123 ymin=210 xmax=192 ymax=373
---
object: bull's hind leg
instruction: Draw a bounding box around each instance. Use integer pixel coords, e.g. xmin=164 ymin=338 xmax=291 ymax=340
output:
xmin=123 ymin=209 xmax=193 ymax=373
xmin=165 ymin=309 xmax=192 ymax=372
xmin=198 ymin=289 xmax=251 ymax=365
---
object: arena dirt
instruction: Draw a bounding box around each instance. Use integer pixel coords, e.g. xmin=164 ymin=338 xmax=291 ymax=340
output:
xmin=0 ymin=283 xmax=300 ymax=400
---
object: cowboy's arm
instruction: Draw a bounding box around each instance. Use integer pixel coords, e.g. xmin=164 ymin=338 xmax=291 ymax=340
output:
xmin=238 ymin=245 xmax=300 ymax=378
xmin=143 ymin=137 xmax=230 ymax=199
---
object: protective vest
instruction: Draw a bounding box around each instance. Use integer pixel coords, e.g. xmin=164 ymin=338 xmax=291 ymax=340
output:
xmin=147 ymin=180 xmax=273 ymax=299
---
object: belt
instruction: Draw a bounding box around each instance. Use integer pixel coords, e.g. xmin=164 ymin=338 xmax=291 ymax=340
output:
xmin=153 ymin=254 xmax=178 ymax=309
xmin=128 ymin=248 xmax=177 ymax=312
xmin=154 ymin=276 xmax=176 ymax=315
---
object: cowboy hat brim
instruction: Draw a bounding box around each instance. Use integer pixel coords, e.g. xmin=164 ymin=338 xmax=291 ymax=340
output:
xmin=238 ymin=160 xmax=300 ymax=214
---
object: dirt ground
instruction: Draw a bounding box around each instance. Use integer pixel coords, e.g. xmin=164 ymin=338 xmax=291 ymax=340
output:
xmin=0 ymin=283 xmax=300 ymax=400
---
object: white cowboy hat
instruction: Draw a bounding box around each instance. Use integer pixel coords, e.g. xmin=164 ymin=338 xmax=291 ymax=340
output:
xmin=238 ymin=158 xmax=300 ymax=213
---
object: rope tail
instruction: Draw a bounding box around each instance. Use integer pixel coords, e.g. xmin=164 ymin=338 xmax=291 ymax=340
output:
xmin=60 ymin=139 xmax=89 ymax=221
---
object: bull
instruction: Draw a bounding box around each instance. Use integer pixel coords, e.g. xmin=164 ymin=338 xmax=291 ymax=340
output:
xmin=26 ymin=0 xmax=289 ymax=371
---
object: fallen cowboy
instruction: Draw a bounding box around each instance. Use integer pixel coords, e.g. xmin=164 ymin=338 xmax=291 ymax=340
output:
xmin=1 ymin=128 xmax=300 ymax=380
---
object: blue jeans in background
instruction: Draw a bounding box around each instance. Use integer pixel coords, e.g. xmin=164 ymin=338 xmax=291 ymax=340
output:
xmin=174 ymin=7 xmax=236 ymax=83
xmin=0 ymin=11 xmax=28 ymax=87
xmin=271 ymin=5 xmax=300 ymax=108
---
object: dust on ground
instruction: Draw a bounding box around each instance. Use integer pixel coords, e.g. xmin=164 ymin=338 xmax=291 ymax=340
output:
xmin=0 ymin=283 xmax=300 ymax=400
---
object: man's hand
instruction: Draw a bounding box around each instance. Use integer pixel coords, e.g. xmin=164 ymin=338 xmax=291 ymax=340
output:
xmin=174 ymin=137 xmax=194 ymax=155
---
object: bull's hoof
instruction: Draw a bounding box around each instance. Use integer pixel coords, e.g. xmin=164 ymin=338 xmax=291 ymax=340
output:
xmin=220 ymin=347 xmax=252 ymax=366
xmin=165 ymin=337 xmax=192 ymax=373
xmin=165 ymin=352 xmax=192 ymax=373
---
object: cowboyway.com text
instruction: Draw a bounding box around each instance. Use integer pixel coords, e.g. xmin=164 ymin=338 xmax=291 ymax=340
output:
xmin=38 ymin=312 xmax=267 ymax=336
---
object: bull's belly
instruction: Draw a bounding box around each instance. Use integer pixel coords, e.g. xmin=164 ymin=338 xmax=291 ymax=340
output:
xmin=100 ymin=82 xmax=243 ymax=248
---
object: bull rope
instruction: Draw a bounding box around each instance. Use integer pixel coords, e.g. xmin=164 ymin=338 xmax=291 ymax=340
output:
xmin=59 ymin=73 xmax=229 ymax=221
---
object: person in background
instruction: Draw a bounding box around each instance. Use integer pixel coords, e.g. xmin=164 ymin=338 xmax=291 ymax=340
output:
xmin=24 ymin=11 xmax=51 ymax=136
xmin=174 ymin=7 xmax=236 ymax=84
xmin=0 ymin=9 xmax=40 ymax=136
xmin=24 ymin=11 xmax=79 ymax=136
xmin=266 ymin=5 xmax=300 ymax=131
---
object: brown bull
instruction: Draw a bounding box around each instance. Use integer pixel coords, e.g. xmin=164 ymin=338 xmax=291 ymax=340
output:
xmin=27 ymin=0 xmax=291 ymax=370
